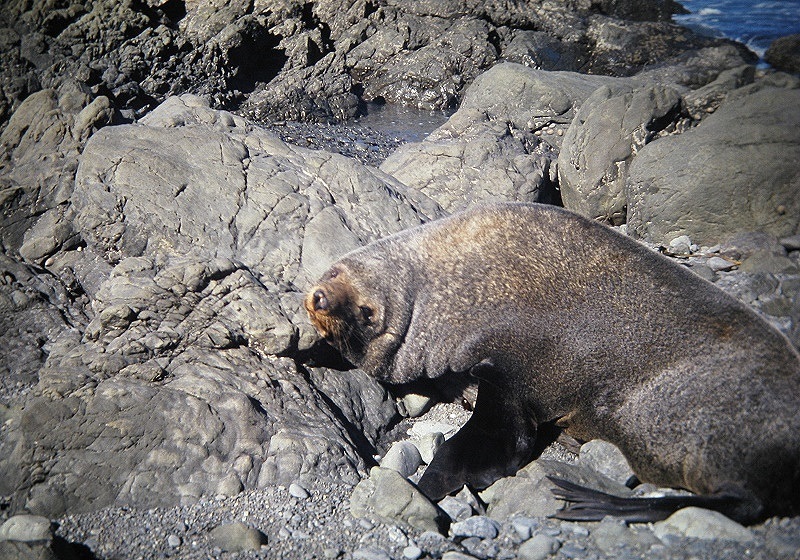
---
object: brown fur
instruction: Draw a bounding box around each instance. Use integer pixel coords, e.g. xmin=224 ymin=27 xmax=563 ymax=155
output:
xmin=306 ymin=202 xmax=800 ymax=523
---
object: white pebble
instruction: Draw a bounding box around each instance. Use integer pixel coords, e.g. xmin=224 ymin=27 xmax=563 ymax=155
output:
xmin=403 ymin=545 xmax=423 ymax=560
xmin=167 ymin=534 xmax=181 ymax=548
xmin=289 ymin=482 xmax=310 ymax=499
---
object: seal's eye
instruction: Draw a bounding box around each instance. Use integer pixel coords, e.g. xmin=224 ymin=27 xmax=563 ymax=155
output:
xmin=359 ymin=305 xmax=374 ymax=324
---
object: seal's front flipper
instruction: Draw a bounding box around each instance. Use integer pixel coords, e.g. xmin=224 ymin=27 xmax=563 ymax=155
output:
xmin=417 ymin=368 xmax=536 ymax=501
xmin=548 ymin=476 xmax=749 ymax=523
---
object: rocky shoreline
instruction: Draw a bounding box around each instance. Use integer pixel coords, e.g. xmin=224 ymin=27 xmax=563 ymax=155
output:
xmin=1 ymin=0 xmax=800 ymax=559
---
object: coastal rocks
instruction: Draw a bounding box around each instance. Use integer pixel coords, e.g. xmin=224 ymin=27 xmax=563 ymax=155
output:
xmin=626 ymin=86 xmax=800 ymax=245
xmin=349 ymin=467 xmax=446 ymax=533
xmin=0 ymin=94 xmax=449 ymax=517
xmin=558 ymin=82 xmax=682 ymax=224
xmin=381 ymin=64 xmax=622 ymax=211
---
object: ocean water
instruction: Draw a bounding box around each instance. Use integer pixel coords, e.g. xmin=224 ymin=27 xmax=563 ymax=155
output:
xmin=675 ymin=0 xmax=800 ymax=57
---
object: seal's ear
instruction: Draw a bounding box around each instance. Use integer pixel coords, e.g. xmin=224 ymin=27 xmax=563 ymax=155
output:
xmin=417 ymin=364 xmax=538 ymax=501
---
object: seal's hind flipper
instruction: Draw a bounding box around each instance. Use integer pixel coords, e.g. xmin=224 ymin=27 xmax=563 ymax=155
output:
xmin=548 ymin=476 xmax=744 ymax=523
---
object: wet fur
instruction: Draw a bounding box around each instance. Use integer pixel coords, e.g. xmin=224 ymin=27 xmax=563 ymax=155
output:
xmin=306 ymin=202 xmax=800 ymax=524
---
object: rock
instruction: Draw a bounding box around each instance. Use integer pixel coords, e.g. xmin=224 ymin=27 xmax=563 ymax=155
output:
xmin=382 ymin=64 xmax=623 ymax=212
xmin=706 ymin=256 xmax=736 ymax=272
xmin=765 ymin=34 xmax=800 ymax=74
xmin=739 ymin=251 xmax=798 ymax=274
xmin=353 ymin=547 xmax=392 ymax=560
xmin=0 ymin=515 xmax=54 ymax=542
xmin=626 ymin=87 xmax=800 ymax=245
xmin=349 ymin=467 xmax=446 ymax=533
xmin=438 ymin=496 xmax=474 ymax=523
xmin=668 ymin=235 xmax=693 ymax=255
xmin=450 ymin=516 xmax=500 ymax=539
xmin=483 ymin=459 xmax=632 ymax=520
xmin=0 ymin=95 xmax=448 ymax=517
xmin=289 ymin=482 xmax=310 ymax=499
xmin=510 ymin=517 xmax=539 ymax=541
xmin=682 ymin=65 xmax=756 ymax=119
xmin=416 ymin=432 xmax=445 ymax=465
xmin=780 ymin=234 xmax=800 ymax=251
xmin=399 ymin=393 xmax=433 ymax=418
xmin=578 ymin=440 xmax=635 ymax=486
xmin=517 ymin=534 xmax=561 ymax=560
xmin=208 ymin=522 xmax=268 ymax=552
xmin=558 ymin=82 xmax=682 ymax=225
xmin=402 ymin=544 xmax=423 ymax=560
xmin=652 ymin=507 xmax=756 ymax=543
xmin=380 ymin=441 xmax=424 ymax=478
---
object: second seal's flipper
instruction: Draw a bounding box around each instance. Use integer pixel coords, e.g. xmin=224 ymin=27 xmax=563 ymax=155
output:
xmin=548 ymin=476 xmax=744 ymax=523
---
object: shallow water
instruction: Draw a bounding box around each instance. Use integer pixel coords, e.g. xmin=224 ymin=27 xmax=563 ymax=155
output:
xmin=675 ymin=0 xmax=800 ymax=57
xmin=353 ymin=102 xmax=453 ymax=143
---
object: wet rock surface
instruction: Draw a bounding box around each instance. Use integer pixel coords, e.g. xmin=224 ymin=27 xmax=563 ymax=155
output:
xmin=1 ymin=1 xmax=799 ymax=559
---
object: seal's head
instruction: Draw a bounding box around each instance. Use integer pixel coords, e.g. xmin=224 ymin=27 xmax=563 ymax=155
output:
xmin=305 ymin=258 xmax=409 ymax=379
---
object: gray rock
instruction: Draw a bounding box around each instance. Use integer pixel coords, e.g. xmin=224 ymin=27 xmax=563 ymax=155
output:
xmin=416 ymin=432 xmax=445 ymax=465
xmin=450 ymin=516 xmax=500 ymax=539
xmin=626 ymin=87 xmax=800 ymax=245
xmin=352 ymin=547 xmax=392 ymax=560
xmin=289 ymin=482 xmax=310 ymax=500
xmin=652 ymin=507 xmax=756 ymax=543
xmin=518 ymin=534 xmax=560 ymax=560
xmin=578 ymin=440 xmax=635 ymax=486
xmin=706 ymin=256 xmax=737 ymax=272
xmin=668 ymin=235 xmax=693 ymax=255
xmin=0 ymin=515 xmax=54 ymax=543
xmin=349 ymin=467 xmax=446 ymax=533
xmin=402 ymin=544 xmax=423 ymax=560
xmin=381 ymin=441 xmax=424 ymax=478
xmin=399 ymin=393 xmax=434 ymax=418
xmin=739 ymin=251 xmax=799 ymax=274
xmin=484 ymin=459 xmax=632 ymax=520
xmin=439 ymin=496 xmax=474 ymax=523
xmin=382 ymin=64 xmax=623 ymax=212
xmin=765 ymin=34 xmax=800 ymax=74
xmin=780 ymin=234 xmax=800 ymax=251
xmin=510 ymin=516 xmax=539 ymax=541
xmin=208 ymin=522 xmax=268 ymax=552
xmin=0 ymin=95 xmax=447 ymax=516
xmin=682 ymin=64 xmax=756 ymax=119
xmin=558 ymin=83 xmax=682 ymax=225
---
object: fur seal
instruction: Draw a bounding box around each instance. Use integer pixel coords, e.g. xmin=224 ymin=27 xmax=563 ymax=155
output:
xmin=305 ymin=202 xmax=800 ymax=524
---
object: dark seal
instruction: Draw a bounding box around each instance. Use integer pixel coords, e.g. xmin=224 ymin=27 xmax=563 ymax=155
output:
xmin=305 ymin=202 xmax=800 ymax=524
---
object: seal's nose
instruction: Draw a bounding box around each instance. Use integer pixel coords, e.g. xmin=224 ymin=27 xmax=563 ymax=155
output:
xmin=313 ymin=289 xmax=329 ymax=311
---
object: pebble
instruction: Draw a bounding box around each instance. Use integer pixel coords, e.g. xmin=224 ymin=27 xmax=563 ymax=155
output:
xmin=442 ymin=552 xmax=481 ymax=560
xmin=167 ymin=534 xmax=181 ymax=547
xmin=668 ymin=235 xmax=692 ymax=254
xmin=208 ymin=522 xmax=268 ymax=552
xmin=450 ymin=516 xmax=500 ymax=539
xmin=439 ymin=496 xmax=473 ymax=522
xmin=510 ymin=516 xmax=539 ymax=540
xmin=518 ymin=534 xmax=560 ymax=560
xmin=380 ymin=441 xmax=423 ymax=477
xmin=289 ymin=482 xmax=310 ymax=499
xmin=352 ymin=546 xmax=392 ymax=560
xmin=402 ymin=544 xmax=423 ymax=560
xmin=706 ymin=256 xmax=736 ymax=271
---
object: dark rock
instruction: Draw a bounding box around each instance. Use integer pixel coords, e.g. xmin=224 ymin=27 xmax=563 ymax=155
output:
xmin=765 ymin=34 xmax=800 ymax=74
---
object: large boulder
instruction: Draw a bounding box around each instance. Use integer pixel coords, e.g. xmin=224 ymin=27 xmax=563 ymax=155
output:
xmin=626 ymin=87 xmax=800 ymax=245
xmin=381 ymin=64 xmax=622 ymax=211
xmin=558 ymin=83 xmax=683 ymax=224
xmin=765 ymin=34 xmax=800 ymax=74
xmin=0 ymin=94 xmax=444 ymax=517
